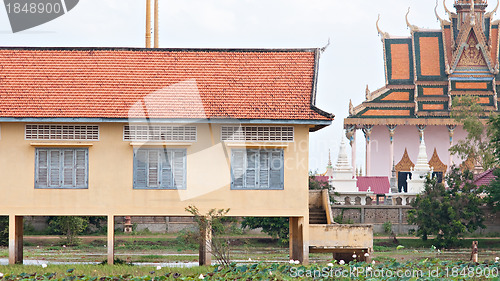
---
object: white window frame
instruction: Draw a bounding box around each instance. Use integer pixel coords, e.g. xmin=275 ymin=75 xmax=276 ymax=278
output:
xmin=35 ymin=148 xmax=89 ymax=189
xmin=133 ymin=148 xmax=187 ymax=190
xmin=230 ymin=149 xmax=284 ymax=190
xmin=26 ymin=124 xmax=99 ymax=141
xmin=221 ymin=126 xmax=294 ymax=142
xmin=124 ymin=125 xmax=197 ymax=142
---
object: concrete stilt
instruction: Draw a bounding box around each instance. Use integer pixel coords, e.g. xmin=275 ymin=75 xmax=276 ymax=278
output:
xmin=289 ymin=217 xmax=309 ymax=264
xmin=107 ymin=215 xmax=115 ymax=265
xmin=199 ymin=221 xmax=212 ymax=266
xmin=9 ymin=215 xmax=23 ymax=265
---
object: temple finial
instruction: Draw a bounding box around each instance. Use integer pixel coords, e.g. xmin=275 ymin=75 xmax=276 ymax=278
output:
xmin=365 ymin=85 xmax=371 ymax=100
xmin=443 ymin=0 xmax=454 ymax=17
xmin=435 ymin=0 xmax=446 ymax=24
xmin=376 ymin=14 xmax=390 ymax=40
xmin=406 ymin=7 xmax=420 ymax=32
xmin=486 ymin=0 xmax=500 ymax=17
xmin=471 ymin=0 xmax=476 ymax=25
xmin=349 ymin=99 xmax=354 ymax=116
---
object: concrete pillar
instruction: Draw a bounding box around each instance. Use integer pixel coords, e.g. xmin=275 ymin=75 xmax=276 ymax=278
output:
xmin=289 ymin=217 xmax=309 ymax=264
xmin=199 ymin=221 xmax=212 ymax=266
xmin=107 ymin=215 xmax=115 ymax=265
xmin=9 ymin=215 xmax=23 ymax=265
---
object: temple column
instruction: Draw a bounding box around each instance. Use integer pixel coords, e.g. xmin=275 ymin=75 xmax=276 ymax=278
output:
xmin=387 ymin=125 xmax=397 ymax=175
xmin=345 ymin=125 xmax=357 ymax=178
xmin=9 ymin=215 xmax=23 ymax=265
xmin=417 ymin=125 xmax=426 ymax=143
xmin=362 ymin=125 xmax=373 ymax=176
xmin=447 ymin=125 xmax=457 ymax=171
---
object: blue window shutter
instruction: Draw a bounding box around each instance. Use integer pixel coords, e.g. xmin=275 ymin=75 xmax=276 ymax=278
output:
xmin=37 ymin=149 xmax=48 ymax=188
xmin=75 ymin=149 xmax=87 ymax=187
xmin=172 ymin=150 xmax=185 ymax=189
xmin=246 ymin=150 xmax=258 ymax=188
xmin=231 ymin=150 xmax=245 ymax=188
xmin=62 ymin=149 xmax=75 ymax=187
xmin=270 ymin=150 xmax=284 ymax=188
xmin=148 ymin=150 xmax=159 ymax=188
xmin=134 ymin=150 xmax=148 ymax=188
xmin=259 ymin=151 xmax=270 ymax=188
xmin=161 ymin=150 xmax=173 ymax=188
xmin=49 ymin=150 xmax=61 ymax=187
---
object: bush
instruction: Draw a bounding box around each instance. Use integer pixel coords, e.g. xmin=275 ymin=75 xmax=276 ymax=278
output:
xmin=0 ymin=216 xmax=7 ymax=246
xmin=49 ymin=216 xmax=89 ymax=246
xmin=241 ymin=217 xmax=289 ymax=244
xmin=383 ymin=221 xmax=392 ymax=234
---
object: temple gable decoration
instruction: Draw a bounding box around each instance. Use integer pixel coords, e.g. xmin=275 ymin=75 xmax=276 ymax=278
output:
xmin=428 ymin=148 xmax=448 ymax=173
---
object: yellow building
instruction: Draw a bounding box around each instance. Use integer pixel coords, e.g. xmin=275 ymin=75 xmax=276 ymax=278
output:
xmin=0 ymin=47 xmax=333 ymax=264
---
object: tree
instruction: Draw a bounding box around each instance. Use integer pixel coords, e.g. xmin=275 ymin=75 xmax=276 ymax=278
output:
xmin=185 ymin=206 xmax=232 ymax=267
xmin=241 ymin=217 xmax=289 ymax=244
xmin=0 ymin=216 xmax=7 ymax=246
xmin=408 ymin=168 xmax=485 ymax=248
xmin=308 ymin=172 xmax=331 ymax=190
xmin=449 ymin=96 xmax=496 ymax=170
xmin=49 ymin=216 xmax=88 ymax=246
xmin=485 ymin=169 xmax=500 ymax=212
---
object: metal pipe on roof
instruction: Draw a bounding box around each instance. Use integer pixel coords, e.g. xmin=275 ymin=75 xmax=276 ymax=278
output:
xmin=146 ymin=0 xmax=151 ymax=48
xmin=154 ymin=0 xmax=159 ymax=48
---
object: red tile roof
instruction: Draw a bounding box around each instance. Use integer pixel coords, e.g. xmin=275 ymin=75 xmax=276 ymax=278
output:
xmin=474 ymin=169 xmax=496 ymax=187
xmin=0 ymin=47 xmax=333 ymax=123
xmin=357 ymin=176 xmax=390 ymax=195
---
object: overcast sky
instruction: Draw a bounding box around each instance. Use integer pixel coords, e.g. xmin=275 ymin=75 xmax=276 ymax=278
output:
xmin=0 ymin=0 xmax=479 ymax=173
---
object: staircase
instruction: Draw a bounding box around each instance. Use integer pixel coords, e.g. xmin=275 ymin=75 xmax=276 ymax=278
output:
xmin=309 ymin=208 xmax=328 ymax=224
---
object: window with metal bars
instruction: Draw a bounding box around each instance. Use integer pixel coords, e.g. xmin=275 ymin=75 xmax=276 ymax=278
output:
xmin=35 ymin=148 xmax=88 ymax=189
xmin=26 ymin=125 xmax=99 ymax=140
xmin=230 ymin=149 xmax=284 ymax=190
xmin=123 ymin=125 xmax=196 ymax=141
xmin=133 ymin=148 xmax=186 ymax=189
xmin=221 ymin=126 xmax=294 ymax=142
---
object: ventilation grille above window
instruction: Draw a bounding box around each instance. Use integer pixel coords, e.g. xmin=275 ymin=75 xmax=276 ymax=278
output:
xmin=26 ymin=125 xmax=99 ymax=140
xmin=221 ymin=126 xmax=294 ymax=142
xmin=124 ymin=125 xmax=197 ymax=141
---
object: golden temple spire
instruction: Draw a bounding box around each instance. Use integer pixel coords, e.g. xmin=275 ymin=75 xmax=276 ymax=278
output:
xmin=406 ymin=7 xmax=420 ymax=32
xmin=376 ymin=14 xmax=390 ymax=40
xmin=471 ymin=0 xmax=476 ymax=25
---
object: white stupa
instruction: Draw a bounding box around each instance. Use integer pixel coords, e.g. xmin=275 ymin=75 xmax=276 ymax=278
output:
xmin=407 ymin=134 xmax=432 ymax=193
xmin=391 ymin=133 xmax=432 ymax=205
xmin=331 ymin=137 xmax=372 ymax=205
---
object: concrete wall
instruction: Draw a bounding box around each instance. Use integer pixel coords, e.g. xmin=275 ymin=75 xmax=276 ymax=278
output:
xmin=0 ymin=123 xmax=311 ymax=219
xmin=333 ymin=205 xmax=500 ymax=235
xmin=309 ymin=224 xmax=373 ymax=249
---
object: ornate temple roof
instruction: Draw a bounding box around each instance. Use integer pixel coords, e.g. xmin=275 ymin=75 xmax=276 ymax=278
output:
xmin=345 ymin=0 xmax=500 ymax=126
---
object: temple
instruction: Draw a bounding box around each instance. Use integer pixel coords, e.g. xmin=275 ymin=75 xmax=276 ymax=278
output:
xmin=344 ymin=0 xmax=500 ymax=191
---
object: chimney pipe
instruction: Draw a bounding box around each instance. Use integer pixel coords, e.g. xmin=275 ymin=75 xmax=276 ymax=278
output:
xmin=154 ymin=0 xmax=159 ymax=48
xmin=145 ymin=0 xmax=151 ymax=48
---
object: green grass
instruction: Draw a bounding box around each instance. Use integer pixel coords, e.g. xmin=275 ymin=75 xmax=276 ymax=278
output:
xmin=0 ymin=264 xmax=212 ymax=277
xmin=374 ymin=238 xmax=500 ymax=249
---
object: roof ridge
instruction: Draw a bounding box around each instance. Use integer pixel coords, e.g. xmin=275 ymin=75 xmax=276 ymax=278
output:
xmin=0 ymin=46 xmax=319 ymax=53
